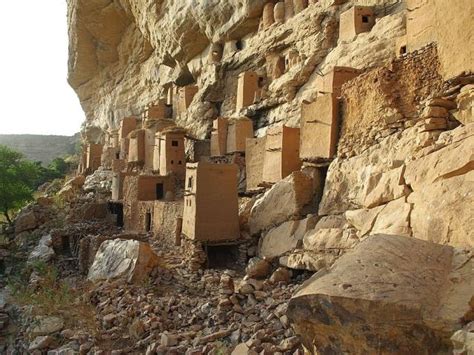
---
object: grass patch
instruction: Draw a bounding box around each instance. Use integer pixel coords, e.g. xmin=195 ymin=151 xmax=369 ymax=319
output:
xmin=8 ymin=261 xmax=98 ymax=336
xmin=214 ymin=341 xmax=231 ymax=355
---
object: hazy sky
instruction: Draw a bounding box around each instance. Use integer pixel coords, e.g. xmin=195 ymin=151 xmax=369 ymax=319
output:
xmin=0 ymin=1 xmax=85 ymax=136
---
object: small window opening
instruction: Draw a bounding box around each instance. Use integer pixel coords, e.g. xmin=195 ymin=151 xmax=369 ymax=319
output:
xmin=171 ymin=160 xmax=174 ymax=165
xmin=115 ymin=152 xmax=120 ymax=159
xmin=400 ymin=45 xmax=407 ymax=55
xmin=235 ymin=40 xmax=243 ymax=51
xmin=156 ymin=183 xmax=164 ymax=200
xmin=188 ymin=176 xmax=194 ymax=189
xmin=172 ymin=140 xmax=179 ymax=147
xmin=362 ymin=15 xmax=369 ymax=23
xmin=178 ymin=160 xmax=182 ymax=165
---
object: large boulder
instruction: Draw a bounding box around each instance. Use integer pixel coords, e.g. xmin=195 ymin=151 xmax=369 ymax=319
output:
xmin=88 ymin=239 xmax=161 ymax=283
xmin=57 ymin=175 xmax=87 ymax=202
xmin=408 ymin=172 xmax=473 ymax=248
xmin=15 ymin=211 xmax=38 ymax=234
xmin=245 ymin=257 xmax=271 ymax=279
xmin=370 ymin=197 xmax=412 ymax=237
xmin=29 ymin=316 xmax=64 ymax=337
xmin=28 ymin=235 xmax=55 ymax=265
xmin=28 ymin=336 xmax=54 ymax=351
xmin=403 ymin=128 xmax=473 ymax=191
xmin=287 ymin=234 xmax=473 ymax=354
xmin=68 ymin=175 xmax=86 ymax=188
xmin=249 ymin=171 xmax=315 ymax=235
xmin=451 ymin=322 xmax=474 ymax=354
xmin=280 ymin=227 xmax=359 ymax=272
xmin=345 ymin=205 xmax=384 ymax=237
xmin=259 ymin=215 xmax=317 ymax=260
xmin=83 ymin=168 xmax=113 ymax=194
xmin=362 ymin=165 xmax=410 ymax=208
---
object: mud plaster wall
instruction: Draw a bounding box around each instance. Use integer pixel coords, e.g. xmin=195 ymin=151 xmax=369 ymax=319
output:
xmin=152 ymin=201 xmax=184 ymax=247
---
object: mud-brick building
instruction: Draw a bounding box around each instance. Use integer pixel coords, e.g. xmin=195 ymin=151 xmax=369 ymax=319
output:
xmin=339 ymin=6 xmax=375 ymax=42
xmin=245 ymin=136 xmax=267 ymax=191
xmin=144 ymin=99 xmax=171 ymax=121
xmin=153 ymin=127 xmax=186 ymax=177
xmin=152 ymin=201 xmax=184 ymax=246
xmin=77 ymin=150 xmax=87 ymax=174
xmin=210 ymin=117 xmax=228 ymax=157
xmin=182 ymin=162 xmax=239 ymax=242
xmin=119 ymin=117 xmax=137 ymax=139
xmin=112 ymin=158 xmax=126 ymax=173
xmin=86 ymin=143 xmax=103 ymax=172
xmin=177 ymin=85 xmax=198 ymax=115
xmin=128 ymin=129 xmax=146 ymax=167
xmin=315 ymin=66 xmax=361 ymax=96
xmin=118 ymin=117 xmax=137 ymax=160
xmin=261 ymin=125 xmax=301 ymax=184
xmin=211 ymin=117 xmax=254 ymax=156
xmin=236 ymin=71 xmax=261 ymax=111
xmin=226 ymin=118 xmax=254 ymax=154
xmin=300 ymin=93 xmax=339 ymax=161
xmin=122 ymin=174 xmax=175 ymax=231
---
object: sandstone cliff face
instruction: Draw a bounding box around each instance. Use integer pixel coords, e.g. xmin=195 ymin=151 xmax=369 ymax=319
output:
xmin=68 ymin=0 xmax=264 ymax=137
xmin=67 ymin=0 xmax=408 ymax=140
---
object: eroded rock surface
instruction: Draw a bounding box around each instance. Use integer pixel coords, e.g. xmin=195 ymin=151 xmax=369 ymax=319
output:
xmin=288 ymin=234 xmax=473 ymax=354
xmin=249 ymin=171 xmax=315 ymax=235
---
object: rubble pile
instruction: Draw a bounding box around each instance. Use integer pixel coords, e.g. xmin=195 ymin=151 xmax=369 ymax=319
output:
xmin=86 ymin=264 xmax=306 ymax=354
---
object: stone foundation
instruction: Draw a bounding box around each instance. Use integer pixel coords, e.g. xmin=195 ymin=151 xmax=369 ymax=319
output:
xmin=181 ymin=236 xmax=249 ymax=271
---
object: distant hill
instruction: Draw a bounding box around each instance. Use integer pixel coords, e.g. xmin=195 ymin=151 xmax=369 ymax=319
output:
xmin=0 ymin=134 xmax=79 ymax=165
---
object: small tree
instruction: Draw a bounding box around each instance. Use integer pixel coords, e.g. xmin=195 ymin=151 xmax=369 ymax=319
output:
xmin=48 ymin=157 xmax=71 ymax=177
xmin=0 ymin=145 xmax=41 ymax=225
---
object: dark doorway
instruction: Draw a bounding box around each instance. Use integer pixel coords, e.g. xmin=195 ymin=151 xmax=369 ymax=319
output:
xmin=145 ymin=212 xmax=152 ymax=232
xmin=61 ymin=235 xmax=72 ymax=256
xmin=116 ymin=203 xmax=123 ymax=227
xmin=108 ymin=202 xmax=124 ymax=228
xmin=156 ymin=183 xmax=164 ymax=200
xmin=206 ymin=244 xmax=241 ymax=270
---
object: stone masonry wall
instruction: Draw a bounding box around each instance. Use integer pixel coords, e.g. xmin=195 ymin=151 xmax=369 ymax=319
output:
xmin=338 ymin=44 xmax=443 ymax=157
